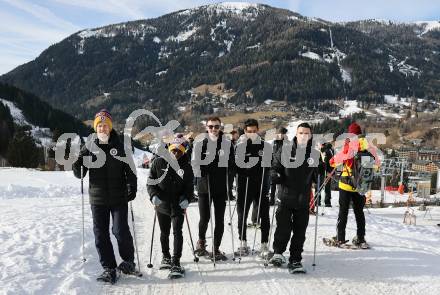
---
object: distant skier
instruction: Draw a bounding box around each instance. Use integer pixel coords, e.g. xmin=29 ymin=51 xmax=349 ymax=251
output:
xmin=72 ymin=109 xmax=137 ymax=284
xmin=269 ymin=122 xmax=321 ymax=273
xmin=147 ymin=136 xmax=194 ymax=278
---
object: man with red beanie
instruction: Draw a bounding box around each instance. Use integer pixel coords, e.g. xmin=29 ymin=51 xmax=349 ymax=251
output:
xmin=327 ymin=122 xmax=377 ymax=248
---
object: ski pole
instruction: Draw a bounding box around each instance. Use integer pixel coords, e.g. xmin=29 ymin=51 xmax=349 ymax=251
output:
xmin=264 ymin=195 xmax=278 ymax=267
xmin=312 ymin=174 xmax=321 ymax=270
xmin=80 ymin=165 xmax=86 ymax=263
xmin=228 ymin=202 xmax=237 ymax=226
xmin=239 ymin=177 xmax=249 ymax=263
xmin=207 ymin=175 xmax=216 ymax=267
xmin=147 ymin=211 xmax=157 ymax=268
xmin=184 ymin=211 xmax=200 ymax=263
xmin=226 ymin=168 xmax=236 ymax=261
xmin=251 ymin=168 xmax=266 ymax=255
xmin=130 ymin=202 xmax=141 ymax=273
xmin=313 ymin=168 xmax=337 ymax=210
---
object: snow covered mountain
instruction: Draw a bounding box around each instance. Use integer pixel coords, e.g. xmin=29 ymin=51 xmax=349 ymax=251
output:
xmin=0 ymin=2 xmax=439 ymax=122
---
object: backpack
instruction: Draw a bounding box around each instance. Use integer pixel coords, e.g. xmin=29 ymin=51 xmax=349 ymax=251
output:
xmin=351 ymin=150 xmax=376 ymax=195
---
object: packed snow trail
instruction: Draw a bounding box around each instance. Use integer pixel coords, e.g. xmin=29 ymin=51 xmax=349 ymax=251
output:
xmin=1 ymin=168 xmax=440 ymax=295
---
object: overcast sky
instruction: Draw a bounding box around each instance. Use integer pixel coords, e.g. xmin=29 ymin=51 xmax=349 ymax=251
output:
xmin=0 ymin=0 xmax=439 ymax=75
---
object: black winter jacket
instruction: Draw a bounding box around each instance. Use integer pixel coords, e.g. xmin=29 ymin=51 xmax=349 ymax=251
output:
xmin=193 ymin=132 xmax=235 ymax=198
xmin=147 ymin=154 xmax=194 ymax=215
xmin=235 ymin=137 xmax=271 ymax=196
xmin=73 ymin=130 xmax=137 ymax=206
xmin=271 ymin=137 xmax=321 ymax=209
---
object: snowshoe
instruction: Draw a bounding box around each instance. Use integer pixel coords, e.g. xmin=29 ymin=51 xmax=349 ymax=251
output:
xmin=118 ymin=261 xmax=142 ymax=277
xmin=207 ymin=250 xmax=228 ymax=261
xmin=194 ymin=239 xmax=209 ymax=257
xmin=256 ymin=243 xmax=272 ymax=259
xmin=234 ymin=244 xmax=250 ymax=256
xmin=168 ymin=265 xmax=185 ymax=279
xmin=269 ymin=253 xmax=286 ymax=267
xmin=96 ymin=268 xmax=118 ymax=284
xmin=323 ymin=237 xmax=348 ymax=248
xmin=159 ymin=256 xmax=172 ymax=270
xmin=287 ymin=261 xmax=306 ymax=274
xmin=351 ymin=236 xmax=370 ymax=249
xmin=247 ymin=222 xmax=260 ymax=228
xmin=168 ymin=258 xmax=185 ymax=279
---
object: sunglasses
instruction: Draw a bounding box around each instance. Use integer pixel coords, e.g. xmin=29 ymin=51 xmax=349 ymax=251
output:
xmin=207 ymin=125 xmax=220 ymax=129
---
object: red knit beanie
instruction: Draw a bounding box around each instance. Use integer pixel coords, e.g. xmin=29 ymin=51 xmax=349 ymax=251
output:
xmin=348 ymin=122 xmax=362 ymax=135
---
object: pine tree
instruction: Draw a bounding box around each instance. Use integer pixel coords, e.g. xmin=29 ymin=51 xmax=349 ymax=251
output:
xmin=6 ymin=130 xmax=42 ymax=168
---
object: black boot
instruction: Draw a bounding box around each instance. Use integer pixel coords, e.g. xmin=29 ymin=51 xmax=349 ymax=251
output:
xmin=168 ymin=257 xmax=185 ymax=279
xmin=287 ymin=259 xmax=306 ymax=274
xmin=97 ymin=268 xmax=118 ymax=284
xmin=159 ymin=254 xmax=172 ymax=270
xmin=118 ymin=261 xmax=136 ymax=274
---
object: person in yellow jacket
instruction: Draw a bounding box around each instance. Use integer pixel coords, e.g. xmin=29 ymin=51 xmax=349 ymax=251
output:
xmin=329 ymin=122 xmax=379 ymax=247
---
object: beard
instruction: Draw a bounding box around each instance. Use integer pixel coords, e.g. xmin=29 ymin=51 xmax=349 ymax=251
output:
xmin=97 ymin=133 xmax=109 ymax=143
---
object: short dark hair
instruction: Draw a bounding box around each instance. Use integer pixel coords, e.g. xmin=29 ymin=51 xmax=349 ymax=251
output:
xmin=244 ymin=118 xmax=259 ymax=129
xmin=206 ymin=116 xmax=221 ymax=123
xmin=277 ymin=127 xmax=288 ymax=134
xmin=297 ymin=122 xmax=312 ymax=132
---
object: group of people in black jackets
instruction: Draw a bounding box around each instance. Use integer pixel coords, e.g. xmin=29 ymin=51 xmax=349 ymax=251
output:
xmin=74 ymin=109 xmax=376 ymax=283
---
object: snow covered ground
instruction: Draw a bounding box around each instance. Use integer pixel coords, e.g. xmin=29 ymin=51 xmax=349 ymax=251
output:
xmin=1 ymin=168 xmax=440 ymax=295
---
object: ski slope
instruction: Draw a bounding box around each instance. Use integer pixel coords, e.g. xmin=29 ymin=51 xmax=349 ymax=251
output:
xmin=1 ymin=168 xmax=440 ymax=295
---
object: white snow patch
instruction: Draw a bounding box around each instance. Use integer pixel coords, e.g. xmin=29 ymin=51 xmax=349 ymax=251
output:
xmin=375 ymin=107 xmax=403 ymax=119
xmin=153 ymin=36 xmax=161 ymax=43
xmin=246 ymin=43 xmax=260 ymax=50
xmin=340 ymin=67 xmax=352 ymax=83
xmin=339 ymin=100 xmax=364 ymax=117
xmin=158 ymin=46 xmax=172 ymax=59
xmin=388 ymin=55 xmax=421 ymax=76
xmin=384 ymin=95 xmax=412 ymax=107
xmin=301 ymin=51 xmax=323 ymax=61
xmin=0 ymin=98 xmax=52 ymax=147
xmin=415 ymin=20 xmax=440 ymax=35
xmin=264 ymin=99 xmax=275 ymax=105
xmin=155 ymin=69 xmax=168 ymax=76
xmin=166 ymin=26 xmax=199 ymax=42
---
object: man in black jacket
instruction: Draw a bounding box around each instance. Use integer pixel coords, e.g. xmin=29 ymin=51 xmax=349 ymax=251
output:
xmin=192 ymin=116 xmax=235 ymax=260
xmin=72 ymin=109 xmax=137 ymax=284
xmin=235 ymin=119 xmax=271 ymax=257
xmin=147 ymin=136 xmax=194 ymax=275
xmin=269 ymin=122 xmax=321 ymax=273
